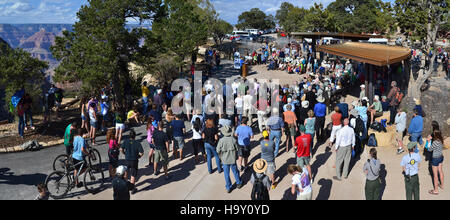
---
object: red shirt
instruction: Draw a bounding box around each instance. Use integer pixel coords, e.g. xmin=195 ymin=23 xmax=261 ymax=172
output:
xmin=331 ymin=112 xmax=342 ymax=126
xmin=295 ymin=134 xmax=311 ymax=158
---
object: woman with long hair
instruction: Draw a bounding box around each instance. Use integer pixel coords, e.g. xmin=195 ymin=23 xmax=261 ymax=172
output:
xmin=106 ymin=129 xmax=119 ymax=178
xmin=428 ymin=130 xmax=445 ymax=195
xmin=88 ymin=102 xmax=97 ymax=145
xmin=287 ymin=164 xmax=312 ymax=200
xmin=202 ymin=118 xmax=222 ymax=174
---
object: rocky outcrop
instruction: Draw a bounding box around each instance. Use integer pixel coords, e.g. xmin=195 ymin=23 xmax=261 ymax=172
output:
xmin=19 ymin=29 xmax=56 ymax=62
xmin=420 ymin=77 xmax=449 ymax=136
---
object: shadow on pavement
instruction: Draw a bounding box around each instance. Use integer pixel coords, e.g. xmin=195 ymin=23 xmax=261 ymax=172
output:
xmin=379 ymin=164 xmax=387 ymax=200
xmin=281 ymin=187 xmax=296 ymax=200
xmin=311 ymin=152 xmax=332 ymax=181
xmin=0 ymin=168 xmax=47 ymax=186
xmin=274 ymin=157 xmax=296 ymax=185
xmin=316 ymin=178 xmax=332 ymax=200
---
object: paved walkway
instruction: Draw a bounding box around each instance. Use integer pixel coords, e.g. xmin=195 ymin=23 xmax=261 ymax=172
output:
xmin=1 ymin=61 xmax=448 ymax=200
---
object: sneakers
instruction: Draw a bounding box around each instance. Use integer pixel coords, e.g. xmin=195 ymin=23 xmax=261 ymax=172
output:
xmin=237 ymin=184 xmax=243 ymax=189
xmin=397 ymin=148 xmax=405 ymax=154
xmin=333 ymin=176 xmax=341 ymax=181
xmin=226 ymin=188 xmax=232 ymax=194
xmin=76 ymin=182 xmax=84 ymax=188
xmin=131 ymin=188 xmax=137 ymax=195
xmin=271 ymin=184 xmax=277 ymax=190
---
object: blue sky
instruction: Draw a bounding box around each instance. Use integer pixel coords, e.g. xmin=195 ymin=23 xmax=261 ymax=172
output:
xmin=0 ymin=0 xmax=394 ymax=24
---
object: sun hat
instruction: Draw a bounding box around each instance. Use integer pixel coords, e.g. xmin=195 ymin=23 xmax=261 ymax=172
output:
xmin=301 ymin=100 xmax=309 ymax=108
xmin=262 ymin=130 xmax=269 ymax=139
xmin=116 ymin=165 xmax=127 ymax=176
xmin=414 ymin=98 xmax=421 ymax=105
xmin=316 ymin=96 xmax=325 ymax=103
xmin=220 ymin=125 xmax=233 ymax=137
xmin=407 ymin=142 xmax=418 ymax=150
xmin=374 ymin=95 xmax=380 ymax=101
xmin=360 ymin=84 xmax=365 ymax=89
xmin=253 ymin=159 xmax=268 ymax=174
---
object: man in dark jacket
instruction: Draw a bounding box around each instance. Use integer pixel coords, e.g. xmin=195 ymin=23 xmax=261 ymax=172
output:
xmin=112 ymin=166 xmax=134 ymax=200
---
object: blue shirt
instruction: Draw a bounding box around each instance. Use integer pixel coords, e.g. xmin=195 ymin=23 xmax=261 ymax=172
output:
xmin=72 ymin=136 xmax=85 ymax=161
xmin=171 ymin=120 xmax=185 ymax=137
xmin=235 ymin=125 xmax=253 ymax=146
xmin=401 ymin=152 xmax=421 ymax=176
xmin=355 ymin=106 xmax=368 ymax=122
xmin=266 ymin=116 xmax=284 ymax=130
xmin=314 ymin=103 xmax=326 ymax=117
xmin=148 ymin=110 xmax=161 ymax=122
xmin=408 ymin=115 xmax=423 ymax=134
xmin=336 ymin=103 xmax=348 ymax=118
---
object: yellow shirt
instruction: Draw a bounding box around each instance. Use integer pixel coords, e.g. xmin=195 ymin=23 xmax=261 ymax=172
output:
xmin=127 ymin=110 xmax=135 ymax=119
xmin=142 ymin=86 xmax=150 ymax=98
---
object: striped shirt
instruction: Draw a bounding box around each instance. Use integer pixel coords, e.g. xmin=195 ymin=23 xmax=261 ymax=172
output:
xmin=430 ymin=140 xmax=443 ymax=159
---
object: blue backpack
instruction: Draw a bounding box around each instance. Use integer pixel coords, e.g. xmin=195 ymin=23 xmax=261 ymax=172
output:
xmin=367 ymin=133 xmax=378 ymax=147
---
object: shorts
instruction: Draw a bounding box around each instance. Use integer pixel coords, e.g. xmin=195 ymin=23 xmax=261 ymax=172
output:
xmin=148 ymin=142 xmax=156 ymax=149
xmin=238 ymin=145 xmax=250 ymax=158
xmin=115 ymin=123 xmax=125 ymax=131
xmin=72 ymin=158 xmax=85 ymax=171
xmin=374 ymin=112 xmax=383 ymax=117
xmin=297 ymin=156 xmax=311 ymax=168
xmin=90 ymin=121 xmax=97 ymax=129
xmin=431 ymin=156 xmax=444 ymax=166
xmin=173 ymin=136 xmax=185 ymax=150
xmin=288 ymin=125 xmax=296 ymax=137
xmin=81 ymin=114 xmax=87 ymax=121
xmin=126 ymin=160 xmax=139 ymax=177
xmin=154 ymin=150 xmax=168 ymax=166
xmin=266 ymin=162 xmax=276 ymax=175
xmin=395 ymin=131 xmax=404 ymax=142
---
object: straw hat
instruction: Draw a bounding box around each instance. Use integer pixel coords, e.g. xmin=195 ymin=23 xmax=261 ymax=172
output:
xmin=316 ymin=96 xmax=325 ymax=103
xmin=253 ymin=159 xmax=268 ymax=174
xmin=414 ymin=98 xmax=421 ymax=105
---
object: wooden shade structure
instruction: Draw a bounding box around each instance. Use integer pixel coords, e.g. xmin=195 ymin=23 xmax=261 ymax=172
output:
xmin=316 ymin=42 xmax=411 ymax=66
xmin=291 ymin=32 xmax=384 ymax=41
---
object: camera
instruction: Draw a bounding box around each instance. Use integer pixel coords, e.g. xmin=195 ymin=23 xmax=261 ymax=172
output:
xmin=402 ymin=171 xmax=411 ymax=182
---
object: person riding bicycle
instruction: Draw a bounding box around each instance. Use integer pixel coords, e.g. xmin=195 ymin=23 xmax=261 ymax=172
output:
xmin=72 ymin=128 xmax=91 ymax=188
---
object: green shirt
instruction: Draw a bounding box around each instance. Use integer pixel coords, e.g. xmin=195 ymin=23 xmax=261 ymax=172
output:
xmin=64 ymin=124 xmax=73 ymax=147
xmin=373 ymin=101 xmax=382 ymax=113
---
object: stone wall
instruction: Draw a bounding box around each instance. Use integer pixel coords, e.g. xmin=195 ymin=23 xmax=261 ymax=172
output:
xmin=420 ymin=77 xmax=449 ymax=136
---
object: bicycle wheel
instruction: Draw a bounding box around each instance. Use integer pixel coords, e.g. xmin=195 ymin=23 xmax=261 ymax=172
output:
xmin=84 ymin=167 xmax=105 ymax=194
xmin=45 ymin=171 xmax=70 ymax=199
xmin=52 ymin=154 xmax=69 ymax=172
xmin=88 ymin=149 xmax=102 ymax=170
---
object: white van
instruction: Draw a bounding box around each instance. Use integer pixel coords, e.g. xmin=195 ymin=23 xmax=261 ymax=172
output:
xmin=245 ymin=29 xmax=259 ymax=35
xmin=368 ymin=38 xmax=388 ymax=44
xmin=233 ymin=30 xmax=250 ymax=37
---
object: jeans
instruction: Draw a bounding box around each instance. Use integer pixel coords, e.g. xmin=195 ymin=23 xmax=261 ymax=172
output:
xmin=270 ymin=130 xmax=282 ymax=157
xmin=18 ymin=115 xmax=25 ymax=137
xmin=410 ymin=133 xmax=423 ymax=146
xmin=389 ymin=105 xmax=397 ymax=124
xmin=223 ymin=164 xmax=242 ymax=191
xmin=205 ymin=143 xmax=222 ymax=173
xmin=25 ymin=109 xmax=33 ymax=127
xmin=142 ymin=96 xmax=149 ymax=116
xmin=315 ymin=116 xmax=325 ymax=140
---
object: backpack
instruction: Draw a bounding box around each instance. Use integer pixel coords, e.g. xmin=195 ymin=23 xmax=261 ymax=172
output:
xmin=370 ymin=122 xmax=382 ymax=132
xmin=354 ymin=116 xmax=365 ymax=136
xmin=251 ymin=173 xmax=270 ymax=200
xmin=55 ymin=88 xmax=64 ymax=103
xmin=367 ymin=133 xmax=378 ymax=147
xmin=394 ymin=89 xmax=403 ymax=105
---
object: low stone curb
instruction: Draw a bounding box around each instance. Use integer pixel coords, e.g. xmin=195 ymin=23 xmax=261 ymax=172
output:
xmin=0 ymin=138 xmax=65 ymax=154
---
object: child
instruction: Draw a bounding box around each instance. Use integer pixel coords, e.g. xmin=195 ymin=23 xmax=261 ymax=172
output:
xmin=107 ymin=129 xmax=120 ymax=179
xmin=35 ymin=183 xmax=49 ymax=200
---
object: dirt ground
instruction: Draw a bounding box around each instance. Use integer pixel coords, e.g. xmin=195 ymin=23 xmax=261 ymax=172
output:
xmin=0 ymin=103 xmax=80 ymax=149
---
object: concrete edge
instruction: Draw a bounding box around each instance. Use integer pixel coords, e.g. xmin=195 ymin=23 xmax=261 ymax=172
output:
xmin=0 ymin=138 xmax=65 ymax=154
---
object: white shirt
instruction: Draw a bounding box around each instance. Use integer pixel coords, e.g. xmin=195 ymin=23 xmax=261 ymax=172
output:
xmin=395 ymin=112 xmax=407 ymax=132
xmin=243 ymin=95 xmax=253 ymax=110
xmin=232 ymin=82 xmax=239 ymax=95
xmin=235 ymin=97 xmax=243 ymax=109
xmin=334 ymin=125 xmax=355 ymax=150
xmin=192 ymin=125 xmax=203 ymax=140
xmin=292 ymin=170 xmax=312 ymax=196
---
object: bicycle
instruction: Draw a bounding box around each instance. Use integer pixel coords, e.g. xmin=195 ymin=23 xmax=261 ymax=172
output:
xmin=46 ymin=150 xmax=105 ymax=199
xmin=52 ymin=145 xmax=102 ymax=173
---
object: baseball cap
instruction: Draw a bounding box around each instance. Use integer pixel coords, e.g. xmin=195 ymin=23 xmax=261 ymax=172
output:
xmin=116 ymin=165 xmax=127 ymax=176
xmin=262 ymin=130 xmax=269 ymax=138
xmin=407 ymin=142 xmax=418 ymax=150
